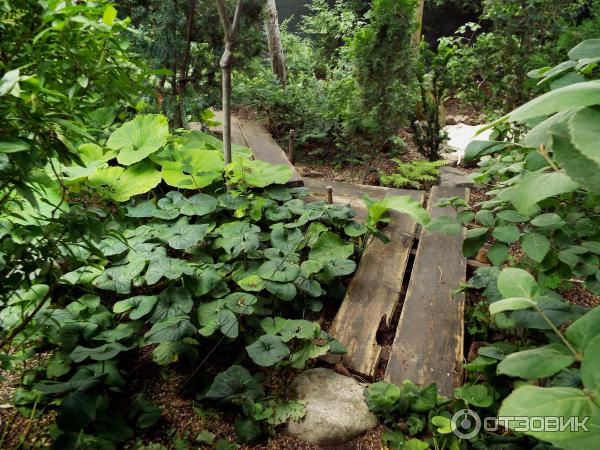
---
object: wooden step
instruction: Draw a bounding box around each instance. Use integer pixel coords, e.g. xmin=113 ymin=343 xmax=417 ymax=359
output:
xmin=384 ymin=186 xmax=468 ymax=396
xmin=237 ymin=119 xmax=303 ymax=187
xmin=194 ymin=112 xmax=303 ymax=187
xmin=303 ymin=179 xmax=410 ymax=220
xmin=327 ymin=188 xmax=425 ymax=378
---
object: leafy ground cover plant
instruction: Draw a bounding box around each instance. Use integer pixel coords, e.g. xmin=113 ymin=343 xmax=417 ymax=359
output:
xmin=1 ymin=104 xmax=430 ymax=447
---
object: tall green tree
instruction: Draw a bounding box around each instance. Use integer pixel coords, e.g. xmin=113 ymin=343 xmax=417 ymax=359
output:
xmin=349 ymin=0 xmax=418 ymax=149
xmin=124 ymin=0 xmax=264 ymax=129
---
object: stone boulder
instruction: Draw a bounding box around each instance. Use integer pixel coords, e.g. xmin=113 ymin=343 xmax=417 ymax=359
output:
xmin=439 ymin=166 xmax=480 ymax=188
xmin=286 ymin=368 xmax=378 ymax=445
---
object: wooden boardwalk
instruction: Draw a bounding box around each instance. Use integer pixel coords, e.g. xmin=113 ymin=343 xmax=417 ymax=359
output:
xmin=201 ymin=115 xmax=468 ymax=395
xmin=195 ymin=111 xmax=303 ymax=187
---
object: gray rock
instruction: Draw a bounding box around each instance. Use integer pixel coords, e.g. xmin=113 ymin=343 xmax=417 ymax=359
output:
xmin=287 ymin=368 xmax=378 ymax=445
xmin=439 ymin=166 xmax=480 ymax=188
xmin=445 ymin=115 xmax=458 ymax=125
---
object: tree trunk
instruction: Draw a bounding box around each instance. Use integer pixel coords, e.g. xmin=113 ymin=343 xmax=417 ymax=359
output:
xmin=179 ymin=0 xmax=198 ymax=109
xmin=215 ymin=0 xmax=243 ymax=167
xmin=412 ymin=0 xmax=425 ymax=45
xmin=264 ymin=0 xmax=286 ymax=85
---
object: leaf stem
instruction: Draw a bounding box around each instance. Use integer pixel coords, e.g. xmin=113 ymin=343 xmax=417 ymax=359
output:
xmin=534 ymin=305 xmax=581 ymax=360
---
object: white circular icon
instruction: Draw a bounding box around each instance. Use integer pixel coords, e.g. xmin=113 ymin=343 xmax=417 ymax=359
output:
xmin=451 ymin=408 xmax=481 ymax=439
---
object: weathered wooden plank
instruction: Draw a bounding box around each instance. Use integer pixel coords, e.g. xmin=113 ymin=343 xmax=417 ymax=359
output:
xmin=304 ymin=179 xmax=414 ymax=200
xmin=327 ymin=189 xmax=425 ymax=378
xmin=237 ymin=119 xmax=304 ymax=187
xmin=384 ymin=186 xmax=468 ymax=396
xmin=304 ymin=179 xmax=417 ymax=221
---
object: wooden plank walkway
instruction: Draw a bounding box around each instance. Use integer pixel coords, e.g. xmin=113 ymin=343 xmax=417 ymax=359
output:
xmin=327 ymin=187 xmax=424 ymax=377
xmin=196 ymin=112 xmax=303 ymax=187
xmin=384 ymin=186 xmax=468 ymax=396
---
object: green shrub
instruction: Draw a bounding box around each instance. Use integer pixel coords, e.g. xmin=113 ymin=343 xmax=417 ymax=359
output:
xmin=447 ymin=0 xmax=589 ymax=112
xmin=348 ymin=0 xmax=418 ymax=148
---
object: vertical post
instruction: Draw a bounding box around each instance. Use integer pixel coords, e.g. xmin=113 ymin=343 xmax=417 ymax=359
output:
xmin=287 ymin=129 xmax=295 ymax=164
xmin=222 ymin=62 xmax=232 ymax=165
xmin=326 ymin=186 xmax=333 ymax=204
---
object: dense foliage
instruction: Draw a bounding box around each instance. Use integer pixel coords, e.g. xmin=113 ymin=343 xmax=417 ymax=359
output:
xmin=443 ymin=0 xmax=600 ymax=111
xmin=423 ymin=39 xmax=600 ymax=449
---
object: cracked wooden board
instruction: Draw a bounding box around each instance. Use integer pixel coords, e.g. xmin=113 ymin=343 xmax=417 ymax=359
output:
xmin=326 ymin=188 xmax=425 ymax=378
xmin=384 ymin=186 xmax=468 ymax=396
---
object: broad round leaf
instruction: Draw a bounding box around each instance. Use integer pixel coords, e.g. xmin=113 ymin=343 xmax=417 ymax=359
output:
xmin=498 ymin=386 xmax=600 ymax=449
xmin=566 ymin=306 xmax=600 ymax=353
xmin=88 ymin=162 xmax=161 ymax=202
xmin=308 ymin=231 xmax=354 ymax=263
xmin=246 ymin=335 xmax=290 ymax=367
xmin=107 ymin=114 xmax=169 ymax=165
xmin=258 ymin=259 xmax=300 ymax=282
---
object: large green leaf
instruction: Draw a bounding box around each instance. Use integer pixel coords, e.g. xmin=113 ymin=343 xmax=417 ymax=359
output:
xmin=497 ymin=268 xmax=538 ymax=299
xmin=217 ymin=222 xmax=261 ymax=257
xmin=505 ymin=80 xmax=600 ymax=123
xmin=270 ymin=227 xmax=304 ymax=252
xmin=88 ymin=162 xmax=161 ymax=202
xmin=565 ymin=306 xmax=600 ymax=353
xmin=112 ymin=295 xmax=158 ymax=320
xmin=144 ymin=249 xmax=194 ymax=285
xmin=497 ymin=344 xmax=576 ymax=380
xmin=144 ymin=316 xmax=196 ymax=343
xmin=69 ymin=343 xmax=129 ymax=363
xmin=245 ymin=335 xmax=290 ymax=367
xmin=148 ymin=287 xmax=193 ymax=323
xmin=489 ymin=297 xmax=536 ymax=315
xmin=366 ymin=195 xmax=430 ymax=226
xmin=231 ymin=158 xmax=292 ymax=187
xmin=567 ymin=106 xmax=600 ymax=166
xmin=498 ymin=386 xmax=600 ymax=449
xmin=160 ymin=149 xmax=224 ymax=189
xmin=454 ymin=383 xmax=493 ymax=407
xmin=551 ymin=119 xmax=600 ymax=194
xmin=507 ymin=171 xmax=578 ymax=216
xmin=258 ymin=259 xmax=300 ymax=282
xmin=522 ymin=232 xmax=551 ymax=263
xmin=164 ymin=222 xmax=209 ymax=250
xmin=492 ymin=224 xmax=520 ymax=244
xmin=308 ymin=231 xmax=354 ymax=263
xmin=107 ymin=114 xmax=169 ymax=165
xmin=581 ymin=334 xmax=600 ymax=391
xmin=205 ymin=365 xmax=264 ymax=402
xmin=568 ymin=39 xmax=600 ymax=60
xmin=179 ymin=193 xmax=219 ymax=216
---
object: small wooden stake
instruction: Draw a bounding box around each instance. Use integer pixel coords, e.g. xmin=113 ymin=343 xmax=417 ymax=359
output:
xmin=288 ymin=129 xmax=295 ymax=164
xmin=326 ymin=185 xmax=333 ymax=204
